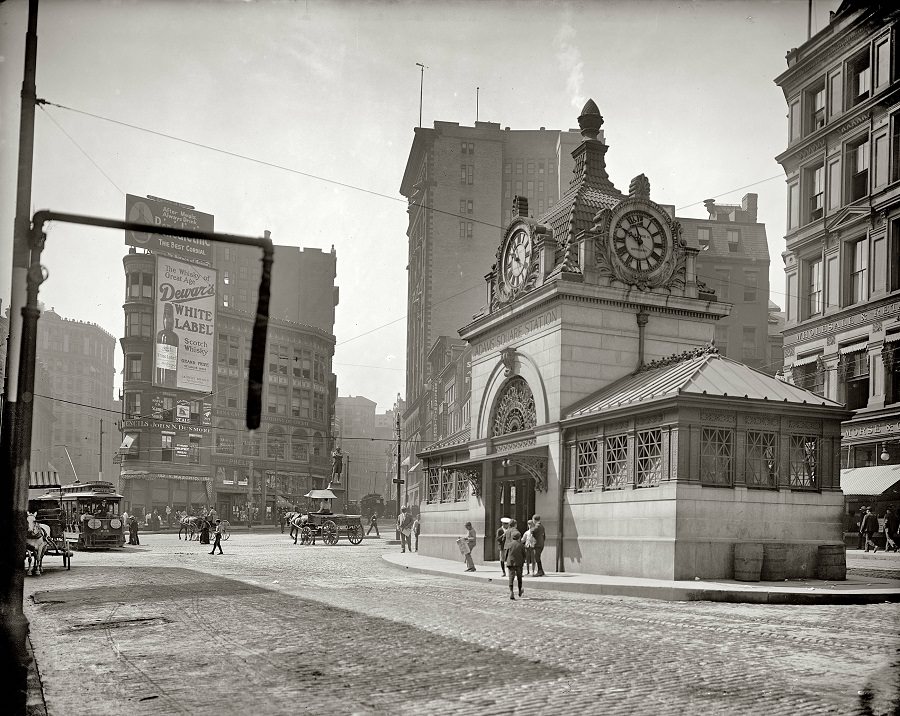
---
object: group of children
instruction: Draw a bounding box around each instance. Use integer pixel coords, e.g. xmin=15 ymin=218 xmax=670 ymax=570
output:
xmin=497 ymin=515 xmax=545 ymax=600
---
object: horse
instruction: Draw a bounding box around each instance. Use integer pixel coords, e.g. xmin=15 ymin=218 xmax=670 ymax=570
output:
xmin=289 ymin=513 xmax=314 ymax=545
xmin=178 ymin=515 xmax=204 ymax=541
xmin=25 ymin=512 xmax=50 ymax=576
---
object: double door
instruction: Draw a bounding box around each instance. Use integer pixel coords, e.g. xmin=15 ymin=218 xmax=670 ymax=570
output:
xmin=491 ymin=477 xmax=535 ymax=559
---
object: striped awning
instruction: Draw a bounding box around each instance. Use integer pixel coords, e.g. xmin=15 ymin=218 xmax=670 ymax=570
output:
xmin=840 ymin=465 xmax=900 ymax=496
xmin=839 ymin=341 xmax=869 ymax=356
xmin=884 ymin=332 xmax=900 ymax=343
xmin=30 ymin=471 xmax=61 ymax=488
xmin=793 ymin=353 xmax=822 ymax=367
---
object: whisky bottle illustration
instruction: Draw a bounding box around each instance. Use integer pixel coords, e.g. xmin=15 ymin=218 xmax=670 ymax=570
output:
xmin=155 ymin=302 xmax=179 ymax=387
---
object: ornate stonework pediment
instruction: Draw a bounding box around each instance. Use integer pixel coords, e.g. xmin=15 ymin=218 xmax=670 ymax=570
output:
xmin=825 ymin=204 xmax=870 ymax=234
xmin=490 ymin=376 xmax=536 ymax=437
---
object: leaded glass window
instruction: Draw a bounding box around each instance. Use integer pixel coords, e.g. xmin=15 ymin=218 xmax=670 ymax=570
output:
xmin=789 ymin=435 xmax=818 ymax=489
xmin=426 ymin=468 xmax=440 ymax=503
xmin=700 ymin=427 xmax=733 ymax=485
xmin=636 ymin=429 xmax=662 ymax=488
xmin=576 ymin=438 xmax=600 ymax=492
xmin=604 ymin=434 xmax=629 ymax=490
xmin=746 ymin=431 xmax=778 ymax=488
xmin=440 ymin=469 xmax=454 ymax=502
xmin=454 ymin=470 xmax=469 ymax=502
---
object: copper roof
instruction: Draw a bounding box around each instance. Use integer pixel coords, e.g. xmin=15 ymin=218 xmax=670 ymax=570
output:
xmin=565 ymin=351 xmax=844 ymax=420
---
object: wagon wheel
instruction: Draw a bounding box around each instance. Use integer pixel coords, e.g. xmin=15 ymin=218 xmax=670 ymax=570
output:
xmin=221 ymin=521 xmax=231 ymax=540
xmin=322 ymin=520 xmax=339 ymax=546
xmin=346 ymin=523 xmax=363 ymax=545
xmin=300 ymin=526 xmax=313 ymax=545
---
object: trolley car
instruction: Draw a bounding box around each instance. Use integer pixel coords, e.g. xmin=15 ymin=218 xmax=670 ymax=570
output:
xmin=59 ymin=480 xmax=126 ymax=549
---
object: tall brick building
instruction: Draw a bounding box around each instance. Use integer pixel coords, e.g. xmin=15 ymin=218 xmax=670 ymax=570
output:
xmin=774 ymin=1 xmax=900 ymax=473
xmin=399 ymin=121 xmax=584 ymax=495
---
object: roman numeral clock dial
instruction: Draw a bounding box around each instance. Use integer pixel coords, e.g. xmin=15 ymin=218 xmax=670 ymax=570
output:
xmin=611 ymin=209 xmax=669 ymax=278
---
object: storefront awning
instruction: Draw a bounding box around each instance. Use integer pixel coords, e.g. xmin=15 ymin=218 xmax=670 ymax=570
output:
xmin=839 ymin=341 xmax=869 ymax=356
xmin=793 ymin=353 xmax=822 ymax=367
xmin=885 ymin=332 xmax=900 ymax=343
xmin=840 ymin=465 xmax=900 ymax=496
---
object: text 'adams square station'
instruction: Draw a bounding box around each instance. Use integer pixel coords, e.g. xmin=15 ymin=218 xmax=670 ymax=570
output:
xmin=416 ymin=100 xmax=849 ymax=581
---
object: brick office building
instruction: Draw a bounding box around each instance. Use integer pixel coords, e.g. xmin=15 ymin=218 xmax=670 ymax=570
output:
xmin=399 ymin=120 xmax=584 ymax=505
xmin=774 ymin=2 xmax=900 ymax=485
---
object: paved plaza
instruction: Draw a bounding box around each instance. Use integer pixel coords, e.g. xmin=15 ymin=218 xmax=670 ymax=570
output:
xmin=23 ymin=532 xmax=900 ymax=715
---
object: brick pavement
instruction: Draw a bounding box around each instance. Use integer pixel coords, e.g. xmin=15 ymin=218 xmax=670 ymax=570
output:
xmin=21 ymin=533 xmax=900 ymax=715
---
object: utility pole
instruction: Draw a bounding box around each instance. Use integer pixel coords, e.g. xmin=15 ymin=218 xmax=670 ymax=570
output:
xmin=394 ymin=411 xmax=403 ymax=539
xmin=99 ymin=418 xmax=103 ymax=482
xmin=476 ymin=86 xmax=479 ymax=122
xmin=0 ymin=2 xmax=40 ymax=711
xmin=416 ymin=62 xmax=426 ymax=128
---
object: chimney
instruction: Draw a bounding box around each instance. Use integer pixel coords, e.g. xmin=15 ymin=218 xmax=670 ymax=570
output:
xmin=741 ymin=193 xmax=758 ymax=223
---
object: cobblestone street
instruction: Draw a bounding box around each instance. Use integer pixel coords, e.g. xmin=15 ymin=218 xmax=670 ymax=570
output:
xmin=23 ymin=533 xmax=900 ymax=716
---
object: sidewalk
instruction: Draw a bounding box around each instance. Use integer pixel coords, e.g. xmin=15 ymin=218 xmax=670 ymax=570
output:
xmin=382 ymin=550 xmax=900 ymax=604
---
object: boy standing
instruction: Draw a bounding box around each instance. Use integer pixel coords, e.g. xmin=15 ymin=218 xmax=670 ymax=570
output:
xmin=505 ymin=531 xmax=526 ymax=600
xmin=209 ymin=519 xmax=224 ymax=555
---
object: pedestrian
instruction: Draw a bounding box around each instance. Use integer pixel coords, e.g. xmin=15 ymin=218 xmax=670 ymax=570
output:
xmin=412 ymin=514 xmax=421 ymax=552
xmin=397 ymin=506 xmax=413 ymax=553
xmin=199 ymin=518 xmax=211 ymax=545
xmin=497 ymin=517 xmax=510 ymax=576
xmin=505 ymin=530 xmax=526 ymax=600
xmin=458 ymin=521 xmax=476 ymax=572
xmin=532 ymin=514 xmax=546 ymax=576
xmin=209 ymin=519 xmax=224 ymax=555
xmin=279 ymin=509 xmax=286 ymax=534
xmin=856 ymin=506 xmax=867 ymax=550
xmin=128 ymin=515 xmax=140 ymax=546
xmin=367 ymin=513 xmax=380 ymax=537
xmin=522 ymin=519 xmax=536 ymax=575
xmin=861 ymin=507 xmax=880 ymax=552
xmin=165 ymin=504 xmax=172 ymax=528
xmin=247 ymin=508 xmax=252 ymax=530
xmin=885 ymin=506 xmax=899 ymax=552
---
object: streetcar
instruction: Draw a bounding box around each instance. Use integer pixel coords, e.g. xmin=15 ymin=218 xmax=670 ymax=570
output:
xmin=59 ymin=480 xmax=126 ymax=549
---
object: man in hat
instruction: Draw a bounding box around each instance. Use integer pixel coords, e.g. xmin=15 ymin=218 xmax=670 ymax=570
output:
xmin=532 ymin=514 xmax=546 ymax=576
xmin=856 ymin=506 xmax=867 ymax=550
xmin=397 ymin=507 xmax=413 ymax=553
xmin=496 ymin=517 xmax=511 ymax=576
xmin=209 ymin=519 xmax=224 ymax=555
xmin=861 ymin=507 xmax=881 ymax=552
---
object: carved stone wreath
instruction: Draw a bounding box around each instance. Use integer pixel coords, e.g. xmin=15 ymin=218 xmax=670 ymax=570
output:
xmin=491 ymin=376 xmax=536 ymax=437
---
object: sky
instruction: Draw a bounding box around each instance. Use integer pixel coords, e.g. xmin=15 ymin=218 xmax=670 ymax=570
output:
xmin=0 ymin=0 xmax=839 ymax=412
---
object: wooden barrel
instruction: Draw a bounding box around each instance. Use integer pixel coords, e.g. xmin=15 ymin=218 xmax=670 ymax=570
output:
xmin=816 ymin=544 xmax=846 ymax=581
xmin=761 ymin=543 xmax=786 ymax=581
xmin=734 ymin=542 xmax=763 ymax=582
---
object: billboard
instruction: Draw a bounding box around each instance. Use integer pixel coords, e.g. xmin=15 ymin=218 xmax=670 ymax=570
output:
xmin=126 ymin=194 xmax=214 ymax=264
xmin=153 ymin=255 xmax=217 ymax=393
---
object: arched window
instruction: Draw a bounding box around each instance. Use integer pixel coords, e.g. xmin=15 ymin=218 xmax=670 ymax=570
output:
xmin=490 ymin=376 xmax=536 ymax=437
xmin=291 ymin=428 xmax=308 ymax=461
xmin=268 ymin=425 xmax=285 ymax=460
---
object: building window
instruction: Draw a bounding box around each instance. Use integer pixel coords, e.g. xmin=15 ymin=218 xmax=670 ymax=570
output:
xmin=807 ymin=164 xmax=824 ymax=222
xmin=788 ymin=181 xmax=800 ymax=230
xmin=883 ymin=342 xmax=900 ymax=405
xmin=715 ymin=325 xmax=729 ymax=357
xmin=527 ymin=180 xmax=534 ymax=195
xmin=793 ymin=356 xmax=825 ymax=396
xmin=125 ymin=391 xmax=141 ymax=419
xmin=126 ymin=354 xmax=143 ymax=381
xmin=126 ymin=271 xmax=153 ymax=299
xmin=840 ymin=349 xmax=869 ymax=411
xmin=216 ymin=432 xmax=234 ymax=455
xmin=527 ymin=160 xmax=534 ymax=174
xmin=807 ymin=80 xmax=826 ymax=132
xmin=161 ymin=433 xmax=174 ymax=462
xmin=698 ymin=227 xmax=711 ymax=248
xmin=515 ymin=180 xmax=523 ymax=195
xmin=789 ymin=97 xmax=801 ymax=142
xmin=426 ymin=467 xmax=439 ymax=503
xmin=223 ymin=271 xmax=230 ymax=285
xmin=440 ymin=470 xmax=453 ymax=503
xmin=454 ymin=470 xmax=468 ymax=502
xmin=504 ymin=182 xmax=511 ymax=198
xmin=726 ymin=229 xmax=740 ymax=251
xmin=575 ymin=438 xmax=600 ymax=492
xmin=461 ymin=141 xmax=474 ymax=155
xmin=848 ymin=238 xmax=868 ymax=305
xmin=290 ymin=429 xmax=308 ymax=461
xmin=537 ymin=181 xmax=544 ymax=193
xmin=504 ymin=162 xmax=512 ymax=175
xmin=846 ymin=136 xmax=869 ymax=202
xmin=242 ymin=433 xmax=259 ymax=457
xmin=788 ymin=435 xmax=818 ymax=489
xmin=460 ymin=164 xmax=473 ymax=185
xmin=700 ymin=427 xmax=733 ymax=486
xmin=603 ymin=434 xmax=629 ymax=490
xmin=745 ymin=431 xmax=778 ymax=488
xmin=806 ymin=257 xmax=823 ymax=317
xmin=743 ymin=272 xmax=758 ymax=302
xmin=635 ymin=429 xmax=662 ymax=488
xmin=538 ymin=161 xmax=545 ymax=174
xmin=714 ymin=269 xmax=730 ymax=301
xmin=515 ymin=160 xmax=523 ymax=175
xmin=188 ymin=436 xmax=200 ymax=464
xmin=222 ymin=294 xmax=230 ymax=308
xmin=742 ymin=326 xmax=758 ymax=360
xmin=267 ymin=426 xmax=285 ymax=460
xmin=847 ymin=47 xmax=871 ymax=108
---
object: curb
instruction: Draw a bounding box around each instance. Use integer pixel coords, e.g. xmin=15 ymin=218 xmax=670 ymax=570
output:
xmin=381 ymin=555 xmax=900 ymax=605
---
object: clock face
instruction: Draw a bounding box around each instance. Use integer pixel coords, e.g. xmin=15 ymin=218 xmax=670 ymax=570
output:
xmin=502 ymin=228 xmax=533 ymax=291
xmin=612 ymin=211 xmax=668 ymax=272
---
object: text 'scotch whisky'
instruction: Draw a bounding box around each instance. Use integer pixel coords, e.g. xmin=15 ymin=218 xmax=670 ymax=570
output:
xmin=155 ymin=302 xmax=179 ymax=387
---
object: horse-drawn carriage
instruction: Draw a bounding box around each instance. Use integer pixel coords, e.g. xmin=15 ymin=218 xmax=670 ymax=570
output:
xmin=287 ymin=489 xmax=364 ymax=546
xmin=26 ymin=491 xmax=73 ymax=574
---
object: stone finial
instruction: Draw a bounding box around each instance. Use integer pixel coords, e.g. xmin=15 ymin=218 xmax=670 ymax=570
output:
xmin=629 ymin=174 xmax=650 ymax=199
xmin=512 ymin=195 xmax=529 ymax=218
xmin=577 ymin=99 xmax=604 ymax=141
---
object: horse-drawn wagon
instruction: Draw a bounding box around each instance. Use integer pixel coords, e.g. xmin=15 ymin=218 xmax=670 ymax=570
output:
xmin=287 ymin=489 xmax=364 ymax=546
xmin=26 ymin=490 xmax=73 ymax=574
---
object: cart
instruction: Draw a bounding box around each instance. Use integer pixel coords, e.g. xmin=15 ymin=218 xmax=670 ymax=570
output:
xmin=295 ymin=489 xmax=364 ymax=546
xmin=28 ymin=493 xmax=73 ymax=570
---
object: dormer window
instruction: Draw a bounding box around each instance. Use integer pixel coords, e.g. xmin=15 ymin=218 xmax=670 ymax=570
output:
xmin=698 ymin=227 xmax=711 ymax=248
